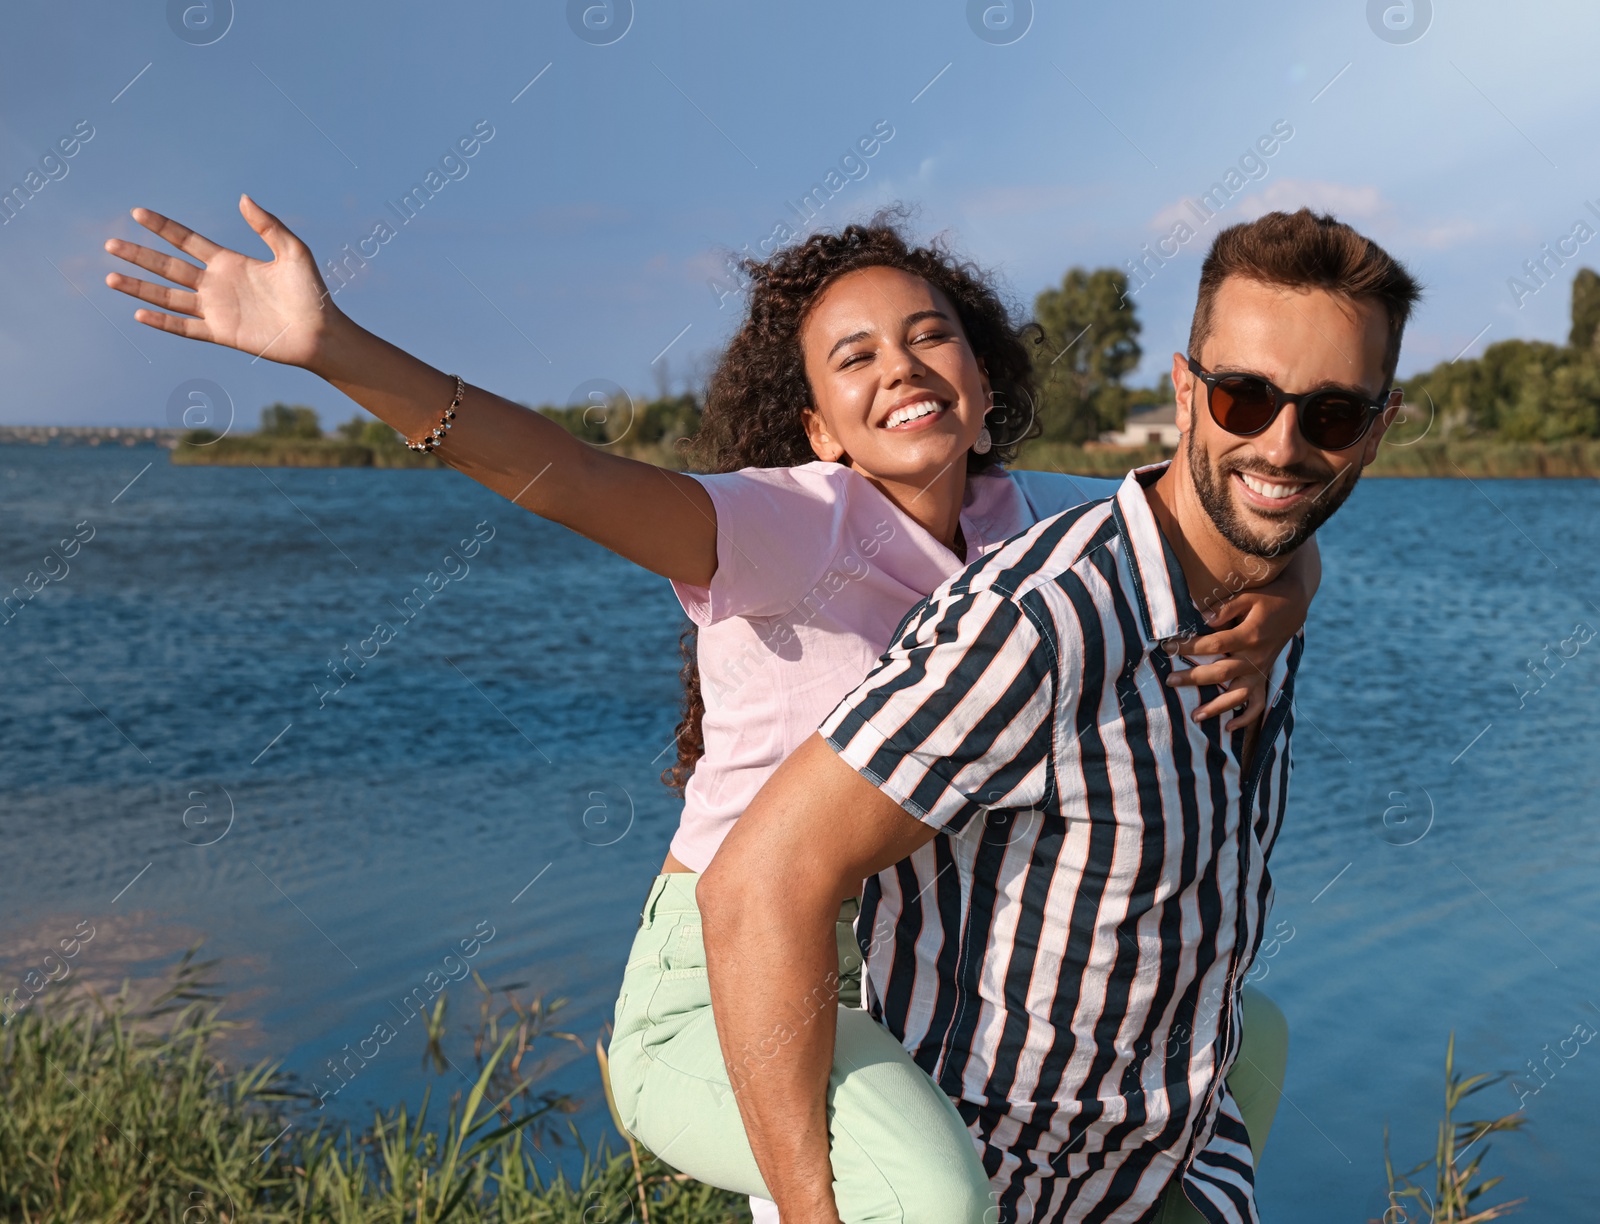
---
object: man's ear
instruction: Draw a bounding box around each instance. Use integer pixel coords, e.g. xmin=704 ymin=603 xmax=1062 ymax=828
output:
xmin=1360 ymin=389 xmax=1403 ymax=469
xmin=1171 ymin=351 xmax=1196 ymax=433
xmin=802 ymin=406 xmax=846 ymax=463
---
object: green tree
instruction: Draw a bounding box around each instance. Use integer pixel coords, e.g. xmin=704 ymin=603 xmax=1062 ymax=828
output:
xmin=259 ymin=402 xmax=322 ymax=439
xmin=634 ymin=393 xmax=700 ymax=446
xmin=361 ymin=420 xmax=402 ymax=448
xmin=1543 ymin=352 xmax=1600 ymax=438
xmin=1405 ymin=339 xmax=1600 ymax=441
xmin=1030 ymin=268 xmax=1142 ymax=442
xmin=536 ymin=392 xmax=701 ymax=448
xmin=1570 ymin=267 xmax=1600 ymax=352
xmin=1128 ymin=372 xmax=1175 ymax=410
xmin=337 ymin=416 xmax=405 ymax=450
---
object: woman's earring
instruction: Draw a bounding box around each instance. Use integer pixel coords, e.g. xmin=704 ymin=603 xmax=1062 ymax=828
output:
xmin=972 ymin=425 xmax=993 ymax=455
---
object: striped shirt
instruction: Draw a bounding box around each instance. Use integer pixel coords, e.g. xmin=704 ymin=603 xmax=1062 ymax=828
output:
xmin=820 ymin=463 xmax=1302 ymax=1224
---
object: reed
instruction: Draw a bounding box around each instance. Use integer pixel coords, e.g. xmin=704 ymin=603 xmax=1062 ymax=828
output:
xmin=0 ymin=948 xmax=749 ymax=1223
xmin=1373 ymin=1032 xmax=1528 ymax=1224
xmin=9 ymin=951 xmax=1530 ymax=1221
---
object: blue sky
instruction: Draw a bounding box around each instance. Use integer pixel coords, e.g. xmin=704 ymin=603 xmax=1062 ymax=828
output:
xmin=4 ymin=0 xmax=1599 ymax=427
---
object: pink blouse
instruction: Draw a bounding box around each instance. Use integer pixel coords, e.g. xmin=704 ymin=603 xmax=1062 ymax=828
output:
xmin=667 ymin=461 xmax=1121 ymax=872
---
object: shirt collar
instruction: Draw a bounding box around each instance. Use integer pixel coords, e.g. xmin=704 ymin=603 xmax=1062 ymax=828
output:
xmin=1110 ymin=461 xmax=1208 ymax=646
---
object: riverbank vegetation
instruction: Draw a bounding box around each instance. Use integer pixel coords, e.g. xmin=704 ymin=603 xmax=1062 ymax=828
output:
xmin=2 ymin=951 xmax=1531 ymax=1223
xmin=1011 ymin=437 xmax=1600 ymax=479
xmin=1 ymin=950 xmax=749 ymax=1223
xmin=171 ymin=394 xmax=696 ymax=470
xmin=1015 ymin=259 xmax=1600 ymax=475
xmin=1372 ymin=1033 xmax=1528 ymax=1224
xmin=171 ymin=402 xmax=446 ymax=468
xmin=163 ymin=265 xmax=1600 ymax=477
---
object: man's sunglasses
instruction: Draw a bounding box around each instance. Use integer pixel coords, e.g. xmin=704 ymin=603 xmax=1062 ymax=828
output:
xmin=1185 ymin=355 xmax=1393 ymax=451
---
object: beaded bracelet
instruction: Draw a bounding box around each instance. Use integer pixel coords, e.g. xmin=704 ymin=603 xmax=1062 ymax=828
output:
xmin=405 ymin=374 xmax=465 ymax=453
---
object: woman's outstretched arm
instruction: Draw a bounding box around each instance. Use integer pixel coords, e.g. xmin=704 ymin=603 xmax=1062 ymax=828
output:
xmin=104 ymin=196 xmax=718 ymax=586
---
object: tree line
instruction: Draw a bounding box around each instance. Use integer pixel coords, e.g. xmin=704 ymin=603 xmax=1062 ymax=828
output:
xmin=247 ymin=263 xmax=1600 ymax=454
xmin=1021 ymin=263 xmax=1600 ymax=445
xmin=1403 ymin=269 xmax=1600 ymax=441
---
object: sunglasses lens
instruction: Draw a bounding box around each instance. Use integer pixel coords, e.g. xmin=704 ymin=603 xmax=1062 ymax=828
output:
xmin=1209 ymin=376 xmax=1277 ymax=434
xmin=1301 ymin=394 xmax=1370 ymax=449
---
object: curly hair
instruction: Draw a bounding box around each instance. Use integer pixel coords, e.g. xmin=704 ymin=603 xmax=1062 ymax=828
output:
xmin=662 ymin=210 xmax=1043 ymax=794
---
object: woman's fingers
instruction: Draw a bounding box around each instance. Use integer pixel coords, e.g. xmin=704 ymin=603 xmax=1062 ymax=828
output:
xmin=102 ymin=239 xmax=204 ymax=290
xmin=130 ymin=206 xmax=227 ymax=263
xmin=1183 ymin=614 xmax=1266 ymax=657
xmin=238 ymin=193 xmax=301 ymax=258
xmin=1166 ymin=656 xmax=1259 ymax=689
xmin=1169 ymin=650 xmax=1271 ymax=727
xmin=1222 ymin=687 xmax=1266 ymax=731
xmin=104 ymin=271 xmax=202 ymax=318
xmin=130 ymin=307 xmax=210 ymax=341
xmin=1191 ymin=685 xmax=1251 ymax=723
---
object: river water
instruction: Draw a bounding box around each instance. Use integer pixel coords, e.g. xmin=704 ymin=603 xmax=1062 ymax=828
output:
xmin=3 ymin=446 xmax=1597 ymax=1221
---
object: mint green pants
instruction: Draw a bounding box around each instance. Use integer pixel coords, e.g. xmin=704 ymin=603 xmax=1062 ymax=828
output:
xmin=608 ymin=874 xmax=1287 ymax=1223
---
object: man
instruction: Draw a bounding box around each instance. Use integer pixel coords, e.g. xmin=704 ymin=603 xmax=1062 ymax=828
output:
xmin=698 ymin=209 xmax=1422 ymax=1223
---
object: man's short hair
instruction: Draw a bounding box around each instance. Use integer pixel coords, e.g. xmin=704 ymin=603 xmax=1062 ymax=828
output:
xmin=1187 ymin=208 xmax=1423 ymax=383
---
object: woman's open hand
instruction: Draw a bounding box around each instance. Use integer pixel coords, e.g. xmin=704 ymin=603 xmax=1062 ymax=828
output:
xmin=104 ymin=196 xmax=342 ymax=370
xmin=101 ymin=194 xmax=721 ymax=586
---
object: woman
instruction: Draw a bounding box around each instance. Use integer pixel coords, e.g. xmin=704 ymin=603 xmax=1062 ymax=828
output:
xmin=104 ymin=204 xmax=1301 ymax=1221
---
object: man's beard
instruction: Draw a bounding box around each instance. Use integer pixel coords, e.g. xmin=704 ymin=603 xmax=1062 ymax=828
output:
xmin=1187 ymin=427 xmax=1362 ymax=559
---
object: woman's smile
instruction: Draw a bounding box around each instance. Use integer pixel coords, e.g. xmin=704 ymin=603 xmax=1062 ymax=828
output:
xmin=881 ymin=393 xmax=951 ymax=431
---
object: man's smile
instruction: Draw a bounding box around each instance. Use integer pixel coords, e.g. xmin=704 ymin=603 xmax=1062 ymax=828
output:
xmin=1232 ymin=469 xmax=1314 ymax=511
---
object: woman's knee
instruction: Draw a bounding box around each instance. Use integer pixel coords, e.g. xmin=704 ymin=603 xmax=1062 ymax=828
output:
xmin=1232 ymin=984 xmax=1290 ymax=1167
xmin=889 ymin=1159 xmax=994 ymax=1224
xmin=1238 ymin=984 xmax=1289 ymax=1076
xmin=829 ymin=1009 xmax=993 ymax=1222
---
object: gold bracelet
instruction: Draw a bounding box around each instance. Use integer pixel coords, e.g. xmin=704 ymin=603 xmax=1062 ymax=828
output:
xmin=406 ymin=374 xmax=465 ymax=453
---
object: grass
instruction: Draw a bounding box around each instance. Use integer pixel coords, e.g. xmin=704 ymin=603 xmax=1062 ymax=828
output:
xmin=2 ymin=951 xmax=1534 ymax=1221
xmin=1372 ymin=1032 xmax=1529 ymax=1224
xmin=1362 ymin=436 xmax=1600 ymax=477
xmin=0 ymin=949 xmax=750 ymax=1223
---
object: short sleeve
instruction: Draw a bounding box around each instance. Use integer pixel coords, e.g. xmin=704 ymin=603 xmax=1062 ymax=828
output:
xmin=820 ymin=583 xmax=1059 ymax=834
xmin=670 ymin=465 xmax=850 ymax=626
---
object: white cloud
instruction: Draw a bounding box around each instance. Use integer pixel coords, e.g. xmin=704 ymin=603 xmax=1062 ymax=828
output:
xmin=1408 ymin=219 xmax=1484 ymax=250
xmin=1232 ymin=179 xmax=1386 ymax=221
xmin=1147 ymin=179 xmax=1481 ymax=253
xmin=1149 ymin=181 xmax=1385 ymax=234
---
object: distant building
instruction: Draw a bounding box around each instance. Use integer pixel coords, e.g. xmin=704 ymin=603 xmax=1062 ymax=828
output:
xmin=1101 ymin=403 xmax=1180 ymax=448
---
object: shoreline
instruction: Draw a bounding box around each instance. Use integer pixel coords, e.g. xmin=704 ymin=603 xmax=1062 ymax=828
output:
xmin=8 ymin=433 xmax=1600 ymax=477
xmin=1013 ymin=439 xmax=1600 ymax=480
xmin=167 ymin=434 xmax=444 ymax=468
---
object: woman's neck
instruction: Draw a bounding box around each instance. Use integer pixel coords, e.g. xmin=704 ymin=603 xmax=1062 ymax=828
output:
xmin=852 ymin=460 xmax=970 ymax=559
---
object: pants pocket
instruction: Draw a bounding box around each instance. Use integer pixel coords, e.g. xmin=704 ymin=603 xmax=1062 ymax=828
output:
xmin=836 ymin=917 xmax=863 ymax=1010
xmin=615 ymin=915 xmax=678 ymax=1045
xmin=645 ymin=920 xmax=711 ymax=1030
xmin=660 ymin=921 xmax=707 ymax=977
